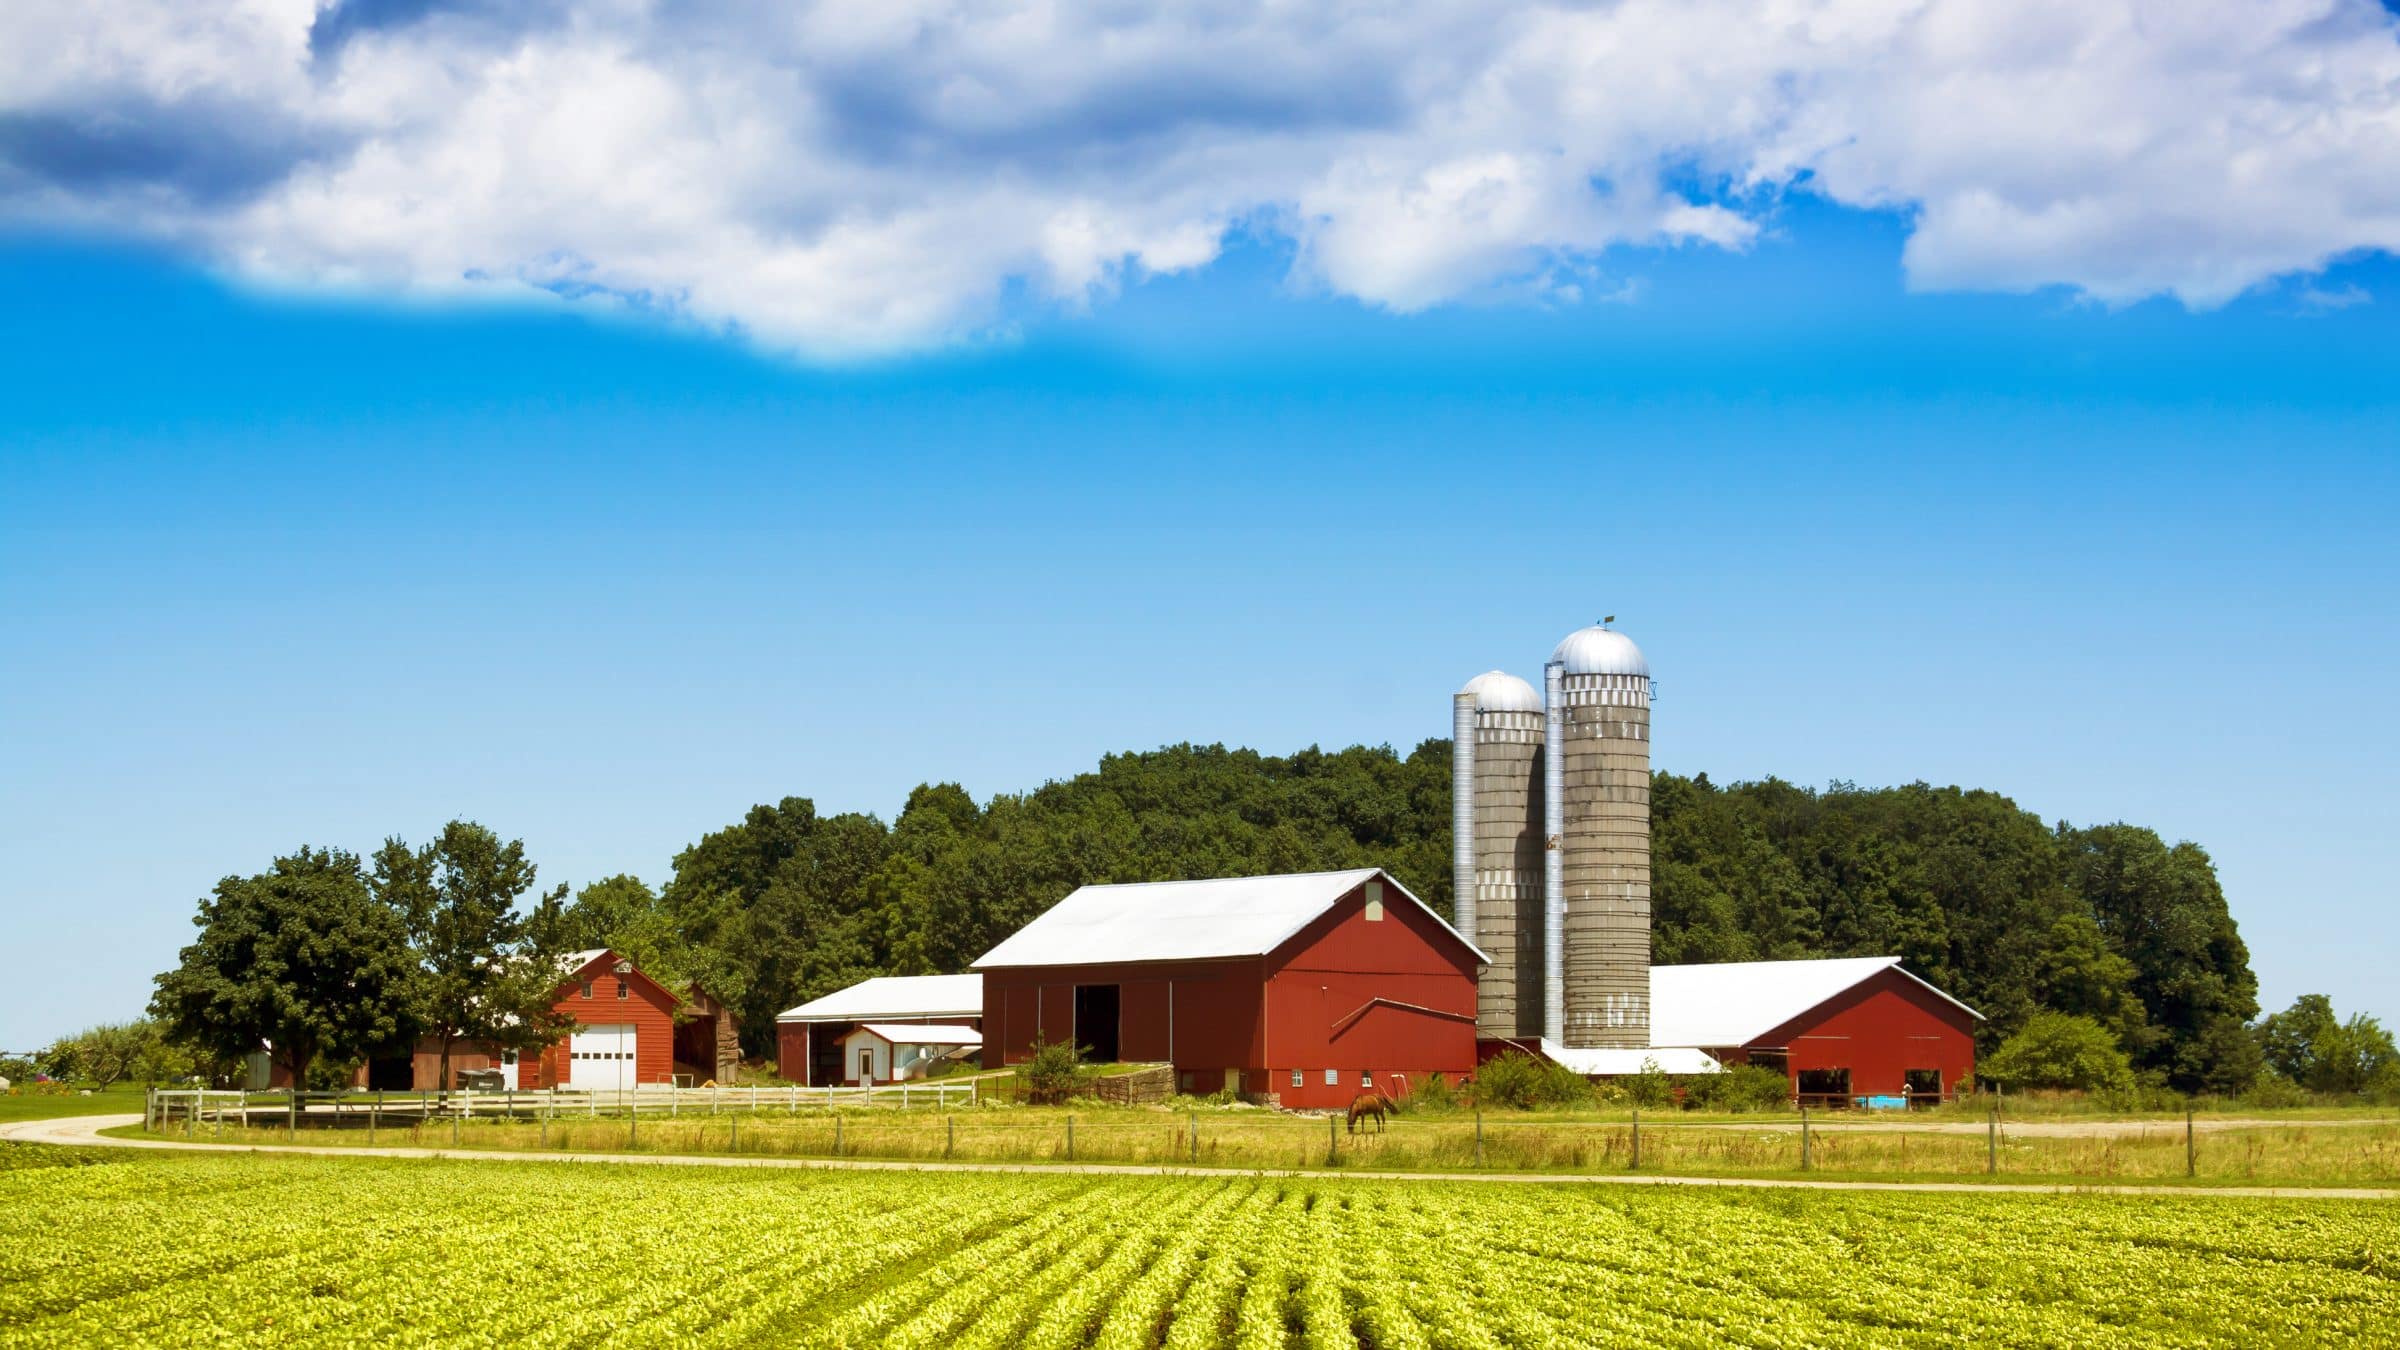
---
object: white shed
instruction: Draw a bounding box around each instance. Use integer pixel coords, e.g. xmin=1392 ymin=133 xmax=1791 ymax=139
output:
xmin=835 ymin=1023 xmax=983 ymax=1084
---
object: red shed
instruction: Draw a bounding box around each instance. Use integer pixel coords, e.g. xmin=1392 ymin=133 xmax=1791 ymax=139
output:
xmin=1649 ymin=957 xmax=1981 ymax=1104
xmin=346 ymin=948 xmax=688 ymax=1092
xmin=973 ymin=868 xmax=1487 ymax=1110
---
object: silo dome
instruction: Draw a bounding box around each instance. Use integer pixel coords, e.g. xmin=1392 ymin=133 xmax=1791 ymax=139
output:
xmin=1458 ymin=670 xmax=1542 ymax=713
xmin=1549 ymin=625 xmax=1649 ymax=678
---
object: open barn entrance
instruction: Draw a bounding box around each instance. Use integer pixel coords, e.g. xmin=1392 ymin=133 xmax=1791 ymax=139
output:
xmin=365 ymin=1056 xmax=413 ymax=1091
xmin=1074 ymin=984 xmax=1121 ymax=1063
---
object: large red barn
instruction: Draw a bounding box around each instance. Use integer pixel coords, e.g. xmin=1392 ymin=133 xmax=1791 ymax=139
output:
xmin=1649 ymin=957 xmax=1981 ymax=1103
xmin=973 ymin=868 xmax=1487 ymax=1110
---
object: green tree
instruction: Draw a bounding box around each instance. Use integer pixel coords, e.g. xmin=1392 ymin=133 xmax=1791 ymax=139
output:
xmin=2255 ymin=994 xmax=2400 ymax=1095
xmin=374 ymin=822 xmax=570 ymax=1096
xmin=1980 ymin=1012 xmax=2134 ymax=1091
xmin=2061 ymin=825 xmax=2258 ymax=1092
xmin=150 ymin=847 xmax=416 ymax=1089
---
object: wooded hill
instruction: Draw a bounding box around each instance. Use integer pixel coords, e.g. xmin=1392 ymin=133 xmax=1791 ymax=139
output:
xmin=554 ymin=740 xmax=2260 ymax=1093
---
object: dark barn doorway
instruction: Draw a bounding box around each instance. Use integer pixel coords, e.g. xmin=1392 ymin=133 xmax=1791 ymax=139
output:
xmin=365 ymin=1056 xmax=414 ymax=1091
xmin=1074 ymin=984 xmax=1121 ymax=1063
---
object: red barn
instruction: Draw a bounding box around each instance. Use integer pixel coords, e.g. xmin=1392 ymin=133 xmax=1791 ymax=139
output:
xmin=342 ymin=949 xmax=693 ymax=1092
xmin=1650 ymin=957 xmax=1981 ymax=1104
xmin=973 ymin=868 xmax=1487 ymax=1110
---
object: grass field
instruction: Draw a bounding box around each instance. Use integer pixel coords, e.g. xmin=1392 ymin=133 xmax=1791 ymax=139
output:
xmin=143 ymin=1100 xmax=2400 ymax=1188
xmin=0 ymin=1087 xmax=146 ymax=1123
xmin=1 ymin=1144 xmax=2392 ymax=1346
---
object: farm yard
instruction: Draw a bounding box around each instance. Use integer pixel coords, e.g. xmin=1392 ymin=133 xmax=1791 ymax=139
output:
xmin=1 ymin=1145 xmax=2393 ymax=1347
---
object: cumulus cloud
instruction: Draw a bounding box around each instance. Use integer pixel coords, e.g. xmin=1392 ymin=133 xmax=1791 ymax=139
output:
xmin=3 ymin=0 xmax=2397 ymax=355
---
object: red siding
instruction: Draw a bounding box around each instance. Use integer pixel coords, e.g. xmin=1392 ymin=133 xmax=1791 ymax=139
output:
xmin=983 ymin=875 xmax=1483 ymax=1109
xmin=517 ymin=955 xmax=680 ymax=1090
xmin=1743 ymin=967 xmax=1978 ymax=1100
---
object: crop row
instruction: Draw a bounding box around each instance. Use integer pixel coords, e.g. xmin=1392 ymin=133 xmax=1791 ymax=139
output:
xmin=0 ymin=1151 xmax=2393 ymax=1346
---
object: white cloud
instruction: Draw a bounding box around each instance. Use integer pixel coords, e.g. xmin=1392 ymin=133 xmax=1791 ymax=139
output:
xmin=3 ymin=0 xmax=2397 ymax=355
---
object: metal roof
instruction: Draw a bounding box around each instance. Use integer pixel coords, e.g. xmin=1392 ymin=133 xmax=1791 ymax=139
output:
xmin=776 ymin=973 xmax=984 ymax=1024
xmin=850 ymin=1023 xmax=983 ymax=1047
xmin=1539 ymin=1041 xmax=1722 ymax=1076
xmin=971 ymin=868 xmax=1489 ymax=970
xmin=1550 ymin=625 xmax=1650 ymax=677
xmin=1457 ymin=670 xmax=1541 ymax=713
xmin=1649 ymin=957 xmax=1983 ymax=1048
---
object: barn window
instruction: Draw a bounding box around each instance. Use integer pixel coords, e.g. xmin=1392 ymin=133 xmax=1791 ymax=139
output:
xmin=1360 ymin=1070 xmax=1373 ymax=1088
xmin=1363 ymin=879 xmax=1385 ymax=921
xmin=580 ymin=981 xmax=593 ymax=999
xmin=1324 ymin=1068 xmax=1339 ymax=1086
xmin=1290 ymin=1069 xmax=1302 ymax=1088
xmin=616 ymin=979 xmax=629 ymax=1000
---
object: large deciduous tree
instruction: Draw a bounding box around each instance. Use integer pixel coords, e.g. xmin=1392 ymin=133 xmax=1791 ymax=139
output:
xmin=150 ymin=847 xmax=416 ymax=1089
xmin=373 ymin=821 xmax=570 ymax=1096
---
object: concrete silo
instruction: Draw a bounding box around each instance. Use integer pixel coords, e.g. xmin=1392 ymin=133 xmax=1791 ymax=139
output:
xmin=1450 ymin=671 xmax=1546 ymax=1039
xmin=1544 ymin=623 xmax=1652 ymax=1048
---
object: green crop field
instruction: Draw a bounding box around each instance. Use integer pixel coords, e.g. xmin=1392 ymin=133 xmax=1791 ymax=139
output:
xmin=1 ymin=1145 xmax=2391 ymax=1347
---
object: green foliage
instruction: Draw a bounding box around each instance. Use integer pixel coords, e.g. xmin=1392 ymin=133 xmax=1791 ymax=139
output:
xmin=372 ymin=821 xmax=572 ymax=1090
xmin=0 ymin=1057 xmax=35 ymax=1084
xmin=1982 ymin=1012 xmax=2135 ymax=1091
xmin=1683 ymin=1063 xmax=1792 ymax=1113
xmin=1408 ymin=1072 xmax=1462 ymax=1113
xmin=149 ymin=847 xmax=417 ymax=1088
xmin=1015 ymin=1036 xmax=1085 ymax=1106
xmin=1471 ymin=1052 xmax=1593 ymax=1110
xmin=1622 ymin=1058 xmax=1674 ymax=1108
xmin=2254 ymin=995 xmax=2400 ymax=1097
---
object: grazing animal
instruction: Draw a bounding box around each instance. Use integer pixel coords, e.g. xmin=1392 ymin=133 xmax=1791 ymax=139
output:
xmin=1346 ymin=1089 xmax=1395 ymax=1134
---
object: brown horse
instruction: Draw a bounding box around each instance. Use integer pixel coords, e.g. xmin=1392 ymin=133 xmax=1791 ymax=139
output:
xmin=1346 ymin=1089 xmax=1395 ymax=1134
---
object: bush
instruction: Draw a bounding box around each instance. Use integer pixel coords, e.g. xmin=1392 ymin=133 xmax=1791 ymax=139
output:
xmin=1408 ymin=1072 xmax=1462 ymax=1114
xmin=1014 ymin=1037 xmax=1086 ymax=1106
xmin=1684 ymin=1063 xmax=1791 ymax=1113
xmin=1472 ymin=1052 xmax=1594 ymax=1110
xmin=1983 ymin=1013 xmax=2134 ymax=1092
xmin=2239 ymin=1073 xmax=2308 ymax=1110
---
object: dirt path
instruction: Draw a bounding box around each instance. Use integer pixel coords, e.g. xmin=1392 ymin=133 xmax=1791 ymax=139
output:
xmin=9 ymin=1113 xmax=2392 ymax=1201
xmin=1663 ymin=1115 xmax=2400 ymax=1138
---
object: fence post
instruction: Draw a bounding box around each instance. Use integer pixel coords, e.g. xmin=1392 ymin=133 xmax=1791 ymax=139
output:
xmin=453 ymin=1094 xmax=462 ymax=1147
xmin=288 ymin=1091 xmax=297 ymax=1141
xmin=729 ymin=1112 xmax=736 ymax=1153
xmin=541 ymin=1095 xmax=550 ymax=1149
xmin=790 ymin=1085 xmax=797 ymax=1116
xmin=1631 ymin=1108 xmax=1640 ymax=1170
xmin=1190 ymin=1110 xmax=1199 ymax=1165
xmin=1474 ymin=1108 xmax=1484 ymax=1168
xmin=834 ymin=1115 xmax=843 ymax=1158
xmin=144 ymin=1091 xmax=154 ymax=1133
xmin=1987 ymin=1111 xmax=1998 ymax=1175
xmin=630 ymin=1094 xmax=638 ymax=1149
xmin=2185 ymin=1108 xmax=2195 ymax=1178
xmin=1067 ymin=1114 xmax=1075 ymax=1162
xmin=369 ymin=1095 xmax=378 ymax=1146
xmin=947 ymin=1115 xmax=955 ymax=1159
xmin=1800 ymin=1105 xmax=1811 ymax=1171
xmin=1328 ymin=1113 xmax=1338 ymax=1166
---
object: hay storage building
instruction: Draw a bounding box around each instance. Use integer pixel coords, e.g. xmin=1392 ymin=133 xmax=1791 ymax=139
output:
xmin=1649 ymin=956 xmax=1981 ymax=1103
xmin=775 ymin=974 xmax=984 ymax=1087
xmin=972 ymin=867 xmax=1486 ymax=1109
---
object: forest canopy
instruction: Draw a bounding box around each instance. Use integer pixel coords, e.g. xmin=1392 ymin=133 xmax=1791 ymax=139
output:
xmin=565 ymin=740 xmax=2259 ymax=1093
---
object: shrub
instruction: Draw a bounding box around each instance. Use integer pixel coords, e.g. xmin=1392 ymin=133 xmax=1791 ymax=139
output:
xmin=1014 ymin=1037 xmax=1086 ymax=1106
xmin=1472 ymin=1052 xmax=1593 ymax=1110
xmin=1982 ymin=1013 xmax=2134 ymax=1092
xmin=1409 ymin=1072 xmax=1462 ymax=1114
xmin=1622 ymin=1059 xmax=1674 ymax=1108
xmin=1685 ymin=1064 xmax=1791 ymax=1113
xmin=2239 ymin=1073 xmax=2308 ymax=1110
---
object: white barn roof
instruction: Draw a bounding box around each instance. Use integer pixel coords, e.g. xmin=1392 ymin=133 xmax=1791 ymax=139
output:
xmin=1541 ymin=1041 xmax=1722 ymax=1076
xmin=851 ymin=1023 xmax=982 ymax=1047
xmin=777 ymin=974 xmax=984 ymax=1024
xmin=972 ymin=868 xmax=1488 ymax=970
xmin=1649 ymin=957 xmax=1982 ymax=1048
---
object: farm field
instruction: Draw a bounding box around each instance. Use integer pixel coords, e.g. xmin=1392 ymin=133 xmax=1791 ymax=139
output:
xmin=141 ymin=1099 xmax=2400 ymax=1188
xmin=0 ymin=1087 xmax=145 ymax=1124
xmin=2 ymin=1145 xmax=2393 ymax=1346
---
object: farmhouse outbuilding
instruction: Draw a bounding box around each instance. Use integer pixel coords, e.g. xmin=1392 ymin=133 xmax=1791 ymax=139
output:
xmin=335 ymin=949 xmax=704 ymax=1092
xmin=974 ymin=867 xmax=1487 ymax=1109
xmin=835 ymin=1023 xmax=983 ymax=1084
xmin=775 ymin=973 xmax=983 ymax=1086
xmin=1650 ymin=956 xmax=1981 ymax=1103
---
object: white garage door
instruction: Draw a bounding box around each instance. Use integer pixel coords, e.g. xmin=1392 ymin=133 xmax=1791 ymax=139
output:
xmin=571 ymin=1024 xmax=636 ymax=1092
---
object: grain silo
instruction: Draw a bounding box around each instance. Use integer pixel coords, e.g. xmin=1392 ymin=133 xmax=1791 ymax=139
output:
xmin=1451 ymin=672 xmax=1546 ymax=1039
xmin=1544 ymin=623 xmax=1652 ymax=1048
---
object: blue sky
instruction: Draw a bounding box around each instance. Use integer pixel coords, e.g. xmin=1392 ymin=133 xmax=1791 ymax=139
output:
xmin=3 ymin=183 xmax=2396 ymax=1050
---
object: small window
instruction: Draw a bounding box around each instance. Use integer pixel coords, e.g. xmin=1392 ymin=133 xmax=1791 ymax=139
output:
xmin=1324 ymin=1068 xmax=1339 ymax=1086
xmin=580 ymin=981 xmax=593 ymax=999
xmin=1290 ymin=1069 xmax=1303 ymax=1088
xmin=1360 ymin=1070 xmax=1373 ymax=1088
xmin=1363 ymin=879 xmax=1385 ymax=921
xmin=616 ymin=978 xmax=629 ymax=1000
xmin=1178 ymin=1073 xmax=1194 ymax=1091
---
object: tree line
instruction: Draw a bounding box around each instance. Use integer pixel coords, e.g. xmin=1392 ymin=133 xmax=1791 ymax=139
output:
xmin=94 ymin=739 xmax=2389 ymax=1100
